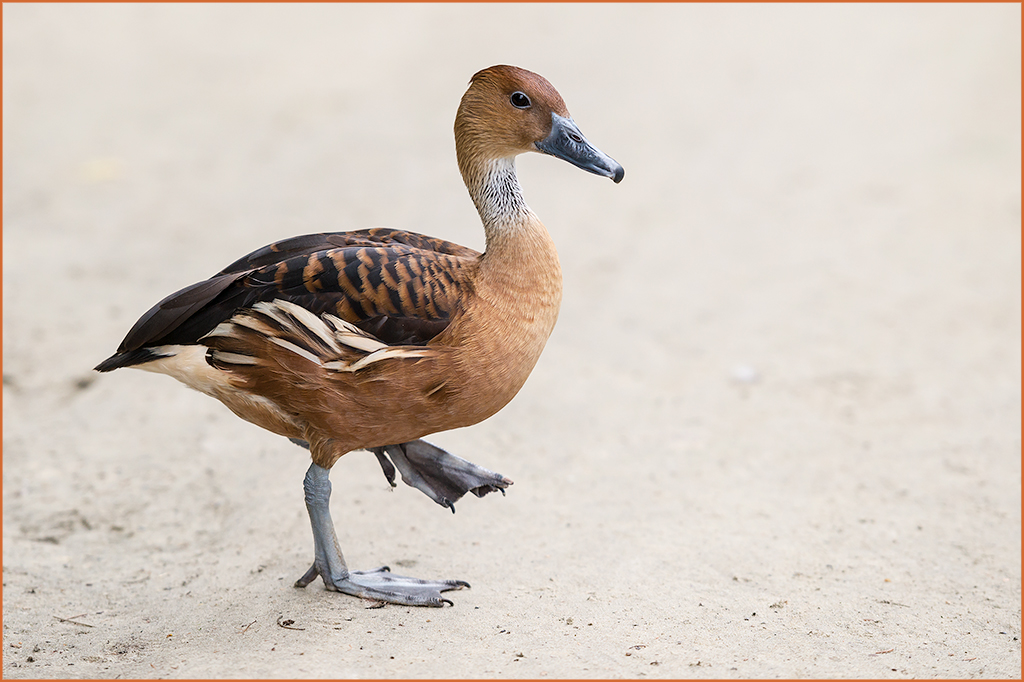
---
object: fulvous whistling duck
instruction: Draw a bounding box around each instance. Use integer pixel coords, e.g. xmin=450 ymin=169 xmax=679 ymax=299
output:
xmin=96 ymin=65 xmax=623 ymax=606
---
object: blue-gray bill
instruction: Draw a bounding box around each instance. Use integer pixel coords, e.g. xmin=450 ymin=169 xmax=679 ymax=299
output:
xmin=535 ymin=112 xmax=624 ymax=183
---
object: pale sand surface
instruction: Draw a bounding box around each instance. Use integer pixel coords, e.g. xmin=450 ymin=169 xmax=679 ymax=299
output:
xmin=2 ymin=3 xmax=1020 ymax=678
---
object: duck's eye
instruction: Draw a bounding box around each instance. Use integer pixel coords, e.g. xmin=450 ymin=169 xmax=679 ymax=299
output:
xmin=510 ymin=91 xmax=532 ymax=109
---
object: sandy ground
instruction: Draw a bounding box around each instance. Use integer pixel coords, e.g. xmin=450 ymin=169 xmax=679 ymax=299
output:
xmin=2 ymin=3 xmax=1020 ymax=679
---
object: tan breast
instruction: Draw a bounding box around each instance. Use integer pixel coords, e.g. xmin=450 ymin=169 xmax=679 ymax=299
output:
xmin=440 ymin=216 xmax=563 ymax=425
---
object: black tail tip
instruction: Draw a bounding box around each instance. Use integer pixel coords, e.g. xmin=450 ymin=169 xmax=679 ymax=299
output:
xmin=94 ymin=348 xmax=168 ymax=372
xmin=94 ymin=356 xmax=123 ymax=373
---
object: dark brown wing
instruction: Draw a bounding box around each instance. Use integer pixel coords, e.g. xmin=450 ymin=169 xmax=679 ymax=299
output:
xmin=95 ymin=228 xmax=479 ymax=371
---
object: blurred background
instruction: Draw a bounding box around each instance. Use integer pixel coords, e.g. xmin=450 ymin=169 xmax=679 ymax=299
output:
xmin=3 ymin=4 xmax=1020 ymax=678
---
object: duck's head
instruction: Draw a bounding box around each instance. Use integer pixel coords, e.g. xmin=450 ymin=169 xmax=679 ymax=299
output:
xmin=455 ymin=65 xmax=624 ymax=184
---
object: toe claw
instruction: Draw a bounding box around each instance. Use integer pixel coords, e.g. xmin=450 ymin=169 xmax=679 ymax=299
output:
xmin=294 ymin=563 xmax=320 ymax=588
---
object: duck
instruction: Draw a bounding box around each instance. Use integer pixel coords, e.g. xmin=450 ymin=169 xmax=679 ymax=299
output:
xmin=95 ymin=65 xmax=623 ymax=607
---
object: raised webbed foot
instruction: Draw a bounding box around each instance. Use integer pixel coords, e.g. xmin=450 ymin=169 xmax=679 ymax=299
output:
xmin=294 ymin=563 xmax=468 ymax=607
xmin=290 ymin=437 xmax=513 ymax=513
xmin=370 ymin=440 xmax=512 ymax=512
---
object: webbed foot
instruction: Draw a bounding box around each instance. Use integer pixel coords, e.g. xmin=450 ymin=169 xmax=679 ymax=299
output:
xmin=295 ymin=563 xmax=467 ymax=606
xmin=370 ymin=440 xmax=512 ymax=512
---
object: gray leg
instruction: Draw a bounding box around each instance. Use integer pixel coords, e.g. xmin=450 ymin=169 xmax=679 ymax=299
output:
xmin=294 ymin=462 xmax=469 ymax=606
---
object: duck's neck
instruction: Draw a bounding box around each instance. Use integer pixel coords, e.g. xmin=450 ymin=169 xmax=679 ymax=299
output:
xmin=460 ymin=156 xmax=533 ymax=238
xmin=458 ymin=153 xmax=562 ymax=304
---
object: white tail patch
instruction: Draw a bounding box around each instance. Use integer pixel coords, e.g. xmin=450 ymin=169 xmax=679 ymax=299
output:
xmin=135 ymin=345 xmax=238 ymax=398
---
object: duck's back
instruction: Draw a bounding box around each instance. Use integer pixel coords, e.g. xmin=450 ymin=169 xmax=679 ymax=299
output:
xmin=96 ymin=228 xmax=481 ymax=372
